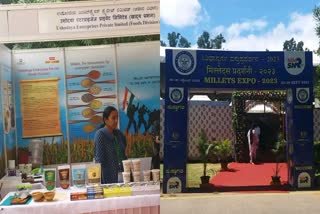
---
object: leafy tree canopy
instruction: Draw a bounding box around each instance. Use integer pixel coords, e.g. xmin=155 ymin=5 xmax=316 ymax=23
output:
xmin=313 ymin=6 xmax=320 ymax=99
xmin=166 ymin=32 xmax=192 ymax=48
xmin=283 ymin=38 xmax=305 ymax=51
xmin=197 ymin=31 xmax=225 ymax=49
xmin=160 ymin=40 xmax=167 ymax=47
xmin=167 ymin=32 xmax=180 ymax=47
xmin=178 ymin=36 xmax=191 ymax=48
xmin=197 ymin=31 xmax=213 ymax=49
xmin=212 ymin=33 xmax=226 ymax=49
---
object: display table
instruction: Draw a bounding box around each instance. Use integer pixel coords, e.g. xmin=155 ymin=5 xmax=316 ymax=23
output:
xmin=0 ymin=176 xmax=44 ymax=198
xmin=0 ymin=187 xmax=160 ymax=214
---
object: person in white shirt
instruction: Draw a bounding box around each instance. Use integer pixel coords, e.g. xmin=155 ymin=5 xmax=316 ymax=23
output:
xmin=247 ymin=123 xmax=261 ymax=164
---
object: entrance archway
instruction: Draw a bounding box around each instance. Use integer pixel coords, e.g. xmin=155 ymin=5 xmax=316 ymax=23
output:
xmin=232 ymin=90 xmax=287 ymax=163
xmin=163 ymin=49 xmax=314 ymax=193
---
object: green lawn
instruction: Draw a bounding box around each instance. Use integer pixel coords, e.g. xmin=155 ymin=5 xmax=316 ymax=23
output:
xmin=160 ymin=163 xmax=221 ymax=188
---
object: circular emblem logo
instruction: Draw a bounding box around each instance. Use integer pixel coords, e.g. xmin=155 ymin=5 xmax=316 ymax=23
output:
xmin=284 ymin=52 xmax=305 ymax=76
xmin=297 ymin=88 xmax=309 ymax=103
xmin=174 ymin=51 xmax=195 ymax=75
xmin=170 ymin=88 xmax=183 ymax=103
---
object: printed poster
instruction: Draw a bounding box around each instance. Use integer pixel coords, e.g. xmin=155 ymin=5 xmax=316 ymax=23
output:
xmin=117 ymin=41 xmax=160 ymax=134
xmin=13 ymin=48 xmax=68 ymax=164
xmin=64 ymin=45 xmax=117 ymax=162
xmin=20 ymin=78 xmax=62 ymax=138
xmin=66 ymin=46 xmax=117 ymax=141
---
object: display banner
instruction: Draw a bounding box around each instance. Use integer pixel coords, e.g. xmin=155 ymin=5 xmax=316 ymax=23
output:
xmin=286 ymin=84 xmax=314 ymax=188
xmin=165 ymin=49 xmax=313 ymax=89
xmin=163 ymin=87 xmax=188 ymax=193
xmin=0 ymin=45 xmax=14 ymax=177
xmin=116 ymin=41 xmax=160 ymax=135
xmin=164 ymin=49 xmax=314 ymax=192
xmin=288 ymin=87 xmax=314 ymax=145
xmin=13 ymin=49 xmax=67 ymax=149
xmin=64 ymin=45 xmax=117 ymax=162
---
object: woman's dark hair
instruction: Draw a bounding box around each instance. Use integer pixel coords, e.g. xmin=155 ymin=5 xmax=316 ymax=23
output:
xmin=100 ymin=106 xmax=118 ymax=128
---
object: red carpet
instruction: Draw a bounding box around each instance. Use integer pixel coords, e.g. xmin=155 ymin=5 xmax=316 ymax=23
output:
xmin=209 ymin=162 xmax=289 ymax=192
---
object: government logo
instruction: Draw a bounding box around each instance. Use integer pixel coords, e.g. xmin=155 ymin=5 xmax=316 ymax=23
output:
xmin=296 ymin=88 xmax=309 ymax=104
xmin=173 ymin=50 xmax=196 ymax=75
xmin=169 ymin=87 xmax=184 ymax=104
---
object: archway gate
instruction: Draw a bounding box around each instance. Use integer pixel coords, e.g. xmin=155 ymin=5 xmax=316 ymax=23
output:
xmin=163 ymin=49 xmax=314 ymax=193
xmin=232 ymin=90 xmax=287 ymax=163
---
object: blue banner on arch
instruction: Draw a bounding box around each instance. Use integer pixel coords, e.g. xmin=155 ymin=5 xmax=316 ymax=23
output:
xmin=166 ymin=49 xmax=313 ymax=89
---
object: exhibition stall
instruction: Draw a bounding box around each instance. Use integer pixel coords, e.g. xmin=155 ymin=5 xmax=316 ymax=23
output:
xmin=0 ymin=0 xmax=160 ymax=212
xmin=0 ymin=160 xmax=160 ymax=214
xmin=0 ymin=41 xmax=160 ymax=211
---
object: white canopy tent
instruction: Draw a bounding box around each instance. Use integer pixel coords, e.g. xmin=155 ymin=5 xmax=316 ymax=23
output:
xmin=247 ymin=104 xmax=276 ymax=113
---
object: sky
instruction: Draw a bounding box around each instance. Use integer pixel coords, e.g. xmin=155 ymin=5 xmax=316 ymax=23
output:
xmin=160 ymin=0 xmax=320 ymax=64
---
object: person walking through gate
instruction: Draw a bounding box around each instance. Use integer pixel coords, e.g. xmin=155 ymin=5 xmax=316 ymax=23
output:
xmin=247 ymin=123 xmax=260 ymax=164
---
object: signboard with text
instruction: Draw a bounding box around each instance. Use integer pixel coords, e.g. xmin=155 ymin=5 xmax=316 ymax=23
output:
xmin=165 ymin=50 xmax=312 ymax=89
xmin=0 ymin=0 xmax=159 ymax=43
xmin=164 ymin=49 xmax=314 ymax=193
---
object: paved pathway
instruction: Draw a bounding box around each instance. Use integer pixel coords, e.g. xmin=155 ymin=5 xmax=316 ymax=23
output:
xmin=160 ymin=191 xmax=320 ymax=214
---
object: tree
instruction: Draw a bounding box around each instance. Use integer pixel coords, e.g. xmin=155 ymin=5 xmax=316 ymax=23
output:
xmin=197 ymin=31 xmax=213 ymax=49
xmin=314 ymin=6 xmax=320 ymax=56
xmin=167 ymin=32 xmax=180 ymax=47
xmin=160 ymin=40 xmax=167 ymax=47
xmin=178 ymin=36 xmax=191 ymax=48
xmin=197 ymin=31 xmax=225 ymax=49
xmin=212 ymin=33 xmax=226 ymax=49
xmin=312 ymin=6 xmax=320 ymax=99
xmin=283 ymin=38 xmax=304 ymax=51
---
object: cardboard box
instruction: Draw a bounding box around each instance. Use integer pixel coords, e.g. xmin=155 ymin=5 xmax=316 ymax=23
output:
xmin=70 ymin=192 xmax=87 ymax=201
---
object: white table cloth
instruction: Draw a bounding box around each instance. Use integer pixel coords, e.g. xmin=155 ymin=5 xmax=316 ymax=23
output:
xmin=0 ymin=187 xmax=160 ymax=214
xmin=0 ymin=175 xmax=44 ymax=198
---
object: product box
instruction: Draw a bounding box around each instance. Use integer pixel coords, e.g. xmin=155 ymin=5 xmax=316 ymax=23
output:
xmin=70 ymin=192 xmax=87 ymax=201
xmin=87 ymin=186 xmax=103 ymax=199
xmin=103 ymin=186 xmax=132 ymax=198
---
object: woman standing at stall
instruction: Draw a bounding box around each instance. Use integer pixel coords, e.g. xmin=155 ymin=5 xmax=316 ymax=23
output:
xmin=94 ymin=106 xmax=127 ymax=184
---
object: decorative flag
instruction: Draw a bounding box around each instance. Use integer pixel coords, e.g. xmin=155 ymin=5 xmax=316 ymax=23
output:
xmin=122 ymin=87 xmax=135 ymax=113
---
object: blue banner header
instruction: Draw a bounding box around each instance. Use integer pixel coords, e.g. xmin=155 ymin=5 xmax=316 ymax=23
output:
xmin=166 ymin=49 xmax=313 ymax=89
